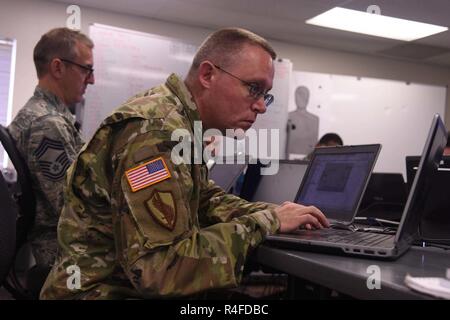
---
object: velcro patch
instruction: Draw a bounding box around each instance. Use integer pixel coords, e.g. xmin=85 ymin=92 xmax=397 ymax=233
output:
xmin=34 ymin=137 xmax=70 ymax=181
xmin=145 ymin=190 xmax=177 ymax=231
xmin=125 ymin=157 xmax=171 ymax=192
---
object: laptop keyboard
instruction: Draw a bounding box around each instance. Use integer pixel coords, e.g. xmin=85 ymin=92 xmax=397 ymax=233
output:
xmin=297 ymin=228 xmax=393 ymax=247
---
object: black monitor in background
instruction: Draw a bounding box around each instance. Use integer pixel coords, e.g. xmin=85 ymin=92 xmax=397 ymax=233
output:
xmin=406 ymin=156 xmax=421 ymax=192
xmin=239 ymin=160 xmax=309 ymax=203
xmin=406 ymin=155 xmax=450 ymax=191
xmin=250 ymin=160 xmax=308 ymax=204
xmin=405 ymin=155 xmax=450 ymax=245
xmin=239 ymin=161 xmax=263 ymax=201
xmin=357 ymin=172 xmax=407 ymax=221
xmin=209 ymin=162 xmax=246 ymax=193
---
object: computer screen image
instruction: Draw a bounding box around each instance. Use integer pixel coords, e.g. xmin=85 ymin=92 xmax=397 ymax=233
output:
xmin=295 ymin=145 xmax=380 ymax=223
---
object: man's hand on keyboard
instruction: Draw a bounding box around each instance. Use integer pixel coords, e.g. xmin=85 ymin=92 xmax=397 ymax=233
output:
xmin=274 ymin=202 xmax=330 ymax=233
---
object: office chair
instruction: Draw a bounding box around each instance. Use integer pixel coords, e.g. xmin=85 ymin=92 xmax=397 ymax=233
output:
xmin=0 ymin=125 xmax=38 ymax=299
xmin=0 ymin=125 xmax=36 ymax=249
xmin=0 ymin=171 xmax=17 ymax=288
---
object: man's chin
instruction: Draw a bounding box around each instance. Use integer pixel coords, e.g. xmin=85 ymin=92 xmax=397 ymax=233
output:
xmin=240 ymin=121 xmax=254 ymax=131
xmin=230 ymin=126 xmax=248 ymax=139
xmin=217 ymin=122 xmax=252 ymax=135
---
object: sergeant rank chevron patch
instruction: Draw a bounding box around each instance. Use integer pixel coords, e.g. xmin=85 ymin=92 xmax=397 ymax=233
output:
xmin=34 ymin=137 xmax=70 ymax=181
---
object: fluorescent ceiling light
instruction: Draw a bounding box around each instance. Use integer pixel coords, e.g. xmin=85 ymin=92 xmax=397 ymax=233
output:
xmin=306 ymin=7 xmax=448 ymax=41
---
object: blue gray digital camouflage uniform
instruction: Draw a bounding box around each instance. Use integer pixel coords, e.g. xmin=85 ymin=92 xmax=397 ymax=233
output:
xmin=8 ymin=86 xmax=84 ymax=266
xmin=40 ymin=74 xmax=280 ymax=299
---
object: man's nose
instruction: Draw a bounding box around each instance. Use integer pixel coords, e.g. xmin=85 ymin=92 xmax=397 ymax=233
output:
xmin=251 ymin=96 xmax=267 ymax=114
xmin=86 ymin=73 xmax=95 ymax=85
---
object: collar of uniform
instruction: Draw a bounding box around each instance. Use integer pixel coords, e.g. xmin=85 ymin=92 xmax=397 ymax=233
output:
xmin=34 ymin=86 xmax=76 ymax=125
xmin=165 ymin=74 xmax=201 ymax=129
xmin=165 ymin=75 xmax=211 ymax=167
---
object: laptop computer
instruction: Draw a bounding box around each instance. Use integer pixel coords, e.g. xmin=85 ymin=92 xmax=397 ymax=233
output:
xmin=294 ymin=144 xmax=381 ymax=225
xmin=266 ymin=114 xmax=447 ymax=260
xmin=405 ymin=155 xmax=450 ymax=245
xmin=244 ymin=160 xmax=309 ymax=204
xmin=356 ymin=172 xmax=407 ymax=221
xmin=209 ymin=161 xmax=246 ymax=193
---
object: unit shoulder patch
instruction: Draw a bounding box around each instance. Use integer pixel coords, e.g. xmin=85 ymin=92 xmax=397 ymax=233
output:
xmin=145 ymin=190 xmax=177 ymax=231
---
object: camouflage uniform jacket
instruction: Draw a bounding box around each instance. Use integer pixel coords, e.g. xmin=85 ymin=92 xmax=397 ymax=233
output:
xmin=8 ymin=86 xmax=84 ymax=266
xmin=40 ymin=74 xmax=280 ymax=299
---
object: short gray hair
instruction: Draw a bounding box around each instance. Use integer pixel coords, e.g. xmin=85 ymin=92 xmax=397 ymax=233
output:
xmin=188 ymin=27 xmax=276 ymax=77
xmin=33 ymin=27 xmax=94 ymax=78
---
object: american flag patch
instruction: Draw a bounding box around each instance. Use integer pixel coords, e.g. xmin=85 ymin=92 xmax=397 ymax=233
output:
xmin=125 ymin=157 xmax=171 ymax=192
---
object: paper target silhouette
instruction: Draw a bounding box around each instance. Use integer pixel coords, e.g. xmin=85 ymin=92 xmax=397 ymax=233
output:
xmin=287 ymin=86 xmax=319 ymax=155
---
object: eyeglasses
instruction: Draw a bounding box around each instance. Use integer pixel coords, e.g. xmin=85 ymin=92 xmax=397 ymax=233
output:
xmin=60 ymin=58 xmax=94 ymax=78
xmin=212 ymin=63 xmax=274 ymax=107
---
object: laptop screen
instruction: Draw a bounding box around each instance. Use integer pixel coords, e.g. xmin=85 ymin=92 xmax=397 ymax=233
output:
xmin=404 ymin=155 xmax=450 ymax=243
xmin=295 ymin=145 xmax=380 ymax=223
xmin=252 ymin=160 xmax=308 ymax=204
xmin=396 ymin=114 xmax=448 ymax=245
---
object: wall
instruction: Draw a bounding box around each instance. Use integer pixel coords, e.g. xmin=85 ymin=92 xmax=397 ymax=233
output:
xmin=0 ymin=0 xmax=449 ymax=126
xmin=275 ymin=40 xmax=450 ymax=124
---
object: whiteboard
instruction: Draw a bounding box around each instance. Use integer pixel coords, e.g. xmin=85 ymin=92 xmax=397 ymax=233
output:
xmin=251 ymin=58 xmax=292 ymax=160
xmin=83 ymin=24 xmax=198 ymax=138
xmin=288 ymin=71 xmax=447 ymax=177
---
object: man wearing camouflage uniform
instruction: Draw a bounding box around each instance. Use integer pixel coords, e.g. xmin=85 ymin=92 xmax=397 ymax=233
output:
xmin=8 ymin=28 xmax=95 ymax=267
xmin=40 ymin=28 xmax=328 ymax=299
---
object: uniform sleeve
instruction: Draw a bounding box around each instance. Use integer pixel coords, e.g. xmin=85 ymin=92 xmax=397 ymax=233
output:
xmin=27 ymin=115 xmax=82 ymax=216
xmin=115 ymin=129 xmax=280 ymax=297
xmin=198 ymin=177 xmax=280 ymax=227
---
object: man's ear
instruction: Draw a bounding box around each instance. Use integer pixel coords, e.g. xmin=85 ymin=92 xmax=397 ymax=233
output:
xmin=49 ymin=58 xmax=64 ymax=79
xmin=198 ymin=61 xmax=215 ymax=89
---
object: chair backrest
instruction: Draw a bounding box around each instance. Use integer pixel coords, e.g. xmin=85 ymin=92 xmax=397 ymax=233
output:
xmin=0 ymin=125 xmax=36 ymax=249
xmin=0 ymin=170 xmax=17 ymax=286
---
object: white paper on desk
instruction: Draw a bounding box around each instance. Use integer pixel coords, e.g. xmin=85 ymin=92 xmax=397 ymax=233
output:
xmin=405 ymin=274 xmax=450 ymax=299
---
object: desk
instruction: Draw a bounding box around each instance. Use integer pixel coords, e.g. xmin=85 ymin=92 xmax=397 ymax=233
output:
xmin=255 ymin=244 xmax=450 ymax=299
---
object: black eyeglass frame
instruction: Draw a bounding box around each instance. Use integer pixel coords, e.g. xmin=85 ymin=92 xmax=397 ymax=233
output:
xmin=212 ymin=63 xmax=274 ymax=107
xmin=60 ymin=58 xmax=94 ymax=78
